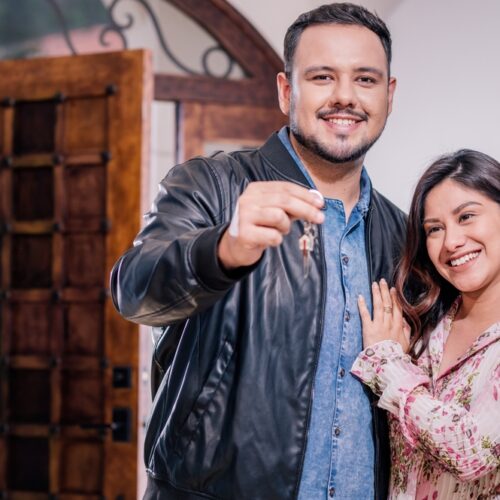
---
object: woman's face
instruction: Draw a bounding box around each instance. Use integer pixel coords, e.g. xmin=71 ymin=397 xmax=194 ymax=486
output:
xmin=423 ymin=179 xmax=500 ymax=298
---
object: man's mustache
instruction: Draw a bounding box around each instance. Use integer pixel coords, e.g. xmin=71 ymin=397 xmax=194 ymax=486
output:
xmin=317 ymin=108 xmax=368 ymax=121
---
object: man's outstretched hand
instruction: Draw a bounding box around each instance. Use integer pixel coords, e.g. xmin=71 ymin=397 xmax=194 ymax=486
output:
xmin=218 ymin=181 xmax=325 ymax=270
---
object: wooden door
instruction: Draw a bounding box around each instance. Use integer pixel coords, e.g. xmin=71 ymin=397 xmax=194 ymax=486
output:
xmin=179 ymin=102 xmax=286 ymax=162
xmin=0 ymin=50 xmax=151 ymax=499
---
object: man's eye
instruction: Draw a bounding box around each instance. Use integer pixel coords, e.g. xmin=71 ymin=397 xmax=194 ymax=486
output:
xmin=357 ymin=76 xmax=376 ymax=84
xmin=312 ymin=75 xmax=332 ymax=81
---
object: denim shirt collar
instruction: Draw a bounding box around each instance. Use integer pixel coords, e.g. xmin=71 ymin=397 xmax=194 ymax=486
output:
xmin=278 ymin=126 xmax=371 ymax=217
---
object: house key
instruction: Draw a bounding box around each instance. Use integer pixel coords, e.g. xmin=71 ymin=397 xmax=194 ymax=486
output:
xmin=299 ymin=221 xmax=317 ymax=278
xmin=298 ymin=189 xmax=323 ymax=279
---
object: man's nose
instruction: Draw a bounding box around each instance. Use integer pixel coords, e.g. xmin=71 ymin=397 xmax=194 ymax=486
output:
xmin=329 ymin=76 xmax=356 ymax=108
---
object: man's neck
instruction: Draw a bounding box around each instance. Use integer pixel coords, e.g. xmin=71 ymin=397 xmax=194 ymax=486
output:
xmin=290 ymin=134 xmax=364 ymax=218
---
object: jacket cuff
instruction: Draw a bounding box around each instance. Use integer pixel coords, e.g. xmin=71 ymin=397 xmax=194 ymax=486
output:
xmin=189 ymin=224 xmax=258 ymax=291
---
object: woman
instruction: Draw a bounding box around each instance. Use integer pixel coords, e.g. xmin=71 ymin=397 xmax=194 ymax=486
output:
xmin=352 ymin=149 xmax=500 ymax=499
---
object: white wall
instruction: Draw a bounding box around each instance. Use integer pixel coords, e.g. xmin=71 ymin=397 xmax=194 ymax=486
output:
xmin=229 ymin=0 xmax=401 ymax=55
xmin=230 ymin=0 xmax=500 ymax=211
xmin=229 ymin=0 xmax=322 ymax=55
xmin=370 ymin=0 xmax=500 ymax=210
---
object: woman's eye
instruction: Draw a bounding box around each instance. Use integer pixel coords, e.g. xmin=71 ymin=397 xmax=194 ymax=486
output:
xmin=459 ymin=213 xmax=474 ymax=223
xmin=425 ymin=226 xmax=441 ymax=236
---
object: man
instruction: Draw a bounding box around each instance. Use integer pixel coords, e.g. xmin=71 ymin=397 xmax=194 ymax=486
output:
xmin=111 ymin=3 xmax=406 ymax=499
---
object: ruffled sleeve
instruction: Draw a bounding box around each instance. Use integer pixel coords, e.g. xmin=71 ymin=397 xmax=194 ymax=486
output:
xmin=351 ymin=339 xmax=500 ymax=480
xmin=351 ymin=340 xmax=430 ymax=417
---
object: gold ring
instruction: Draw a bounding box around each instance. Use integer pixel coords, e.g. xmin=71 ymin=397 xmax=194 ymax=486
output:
xmin=383 ymin=306 xmax=393 ymax=313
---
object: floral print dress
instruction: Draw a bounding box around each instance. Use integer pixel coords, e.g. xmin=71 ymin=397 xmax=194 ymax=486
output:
xmin=351 ymin=301 xmax=500 ymax=499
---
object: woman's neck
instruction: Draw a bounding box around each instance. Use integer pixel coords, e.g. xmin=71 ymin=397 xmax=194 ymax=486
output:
xmin=457 ymin=284 xmax=500 ymax=326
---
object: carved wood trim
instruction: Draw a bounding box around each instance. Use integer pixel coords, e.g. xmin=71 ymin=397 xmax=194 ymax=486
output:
xmin=154 ymin=74 xmax=279 ymax=107
xmin=155 ymin=0 xmax=283 ymax=106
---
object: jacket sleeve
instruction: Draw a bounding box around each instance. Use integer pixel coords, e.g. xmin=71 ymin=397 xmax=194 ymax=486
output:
xmin=110 ymin=156 xmax=255 ymax=327
xmin=351 ymin=340 xmax=500 ymax=480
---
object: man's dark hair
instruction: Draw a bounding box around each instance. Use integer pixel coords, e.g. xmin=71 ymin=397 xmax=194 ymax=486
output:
xmin=283 ymin=2 xmax=392 ymax=77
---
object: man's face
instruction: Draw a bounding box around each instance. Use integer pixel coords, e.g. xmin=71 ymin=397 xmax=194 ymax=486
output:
xmin=277 ymin=24 xmax=396 ymax=166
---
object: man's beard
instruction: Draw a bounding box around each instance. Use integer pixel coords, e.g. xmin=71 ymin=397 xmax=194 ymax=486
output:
xmin=289 ymin=108 xmax=385 ymax=164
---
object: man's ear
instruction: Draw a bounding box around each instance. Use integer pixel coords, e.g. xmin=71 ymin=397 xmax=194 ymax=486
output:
xmin=387 ymin=76 xmax=397 ymax=115
xmin=277 ymin=72 xmax=292 ymax=116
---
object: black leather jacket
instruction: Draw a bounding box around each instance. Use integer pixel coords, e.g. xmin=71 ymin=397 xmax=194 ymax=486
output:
xmin=110 ymin=133 xmax=407 ymax=500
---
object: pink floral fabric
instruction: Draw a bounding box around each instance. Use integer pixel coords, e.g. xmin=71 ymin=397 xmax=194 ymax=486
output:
xmin=351 ymin=302 xmax=500 ymax=499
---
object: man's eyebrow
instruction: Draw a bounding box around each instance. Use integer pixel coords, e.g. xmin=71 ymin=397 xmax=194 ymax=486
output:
xmin=303 ymin=65 xmax=385 ymax=78
xmin=303 ymin=65 xmax=335 ymax=75
xmin=356 ymin=66 xmax=385 ymax=78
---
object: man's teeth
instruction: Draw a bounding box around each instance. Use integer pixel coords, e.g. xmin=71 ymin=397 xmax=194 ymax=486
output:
xmin=450 ymin=252 xmax=480 ymax=267
xmin=328 ymin=118 xmax=356 ymax=125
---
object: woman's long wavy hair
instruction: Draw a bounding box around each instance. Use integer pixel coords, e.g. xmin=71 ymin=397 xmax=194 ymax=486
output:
xmin=395 ymin=149 xmax=500 ymax=359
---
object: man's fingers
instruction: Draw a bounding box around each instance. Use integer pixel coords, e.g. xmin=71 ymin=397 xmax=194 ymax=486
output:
xmin=241 ymin=192 xmax=324 ymax=225
xmin=240 ymin=182 xmax=325 ymax=225
xmin=221 ymin=181 xmax=325 ymax=270
xmin=245 ymin=181 xmax=324 ymax=206
xmin=237 ymin=206 xmax=292 ymax=236
xmin=218 ymin=223 xmax=287 ymax=270
xmin=241 ymin=226 xmax=285 ymax=248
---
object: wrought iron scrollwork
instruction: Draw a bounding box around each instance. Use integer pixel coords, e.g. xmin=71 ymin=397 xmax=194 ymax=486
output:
xmin=46 ymin=0 xmax=78 ymax=55
xmin=44 ymin=0 xmax=237 ymax=78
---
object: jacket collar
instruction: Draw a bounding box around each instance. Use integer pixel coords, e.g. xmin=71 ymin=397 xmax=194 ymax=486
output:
xmin=259 ymin=131 xmax=312 ymax=187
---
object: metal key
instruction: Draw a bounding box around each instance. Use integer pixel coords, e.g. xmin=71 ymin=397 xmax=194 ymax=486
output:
xmin=299 ymin=221 xmax=317 ymax=278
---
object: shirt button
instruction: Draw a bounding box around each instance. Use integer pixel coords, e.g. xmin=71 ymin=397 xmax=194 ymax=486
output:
xmin=329 ymin=487 xmax=335 ymax=497
xmin=344 ymin=311 xmax=350 ymax=322
xmin=342 ymin=255 xmax=349 ymax=265
xmin=334 ymin=427 xmax=341 ymax=436
xmin=339 ymin=368 xmax=345 ymax=378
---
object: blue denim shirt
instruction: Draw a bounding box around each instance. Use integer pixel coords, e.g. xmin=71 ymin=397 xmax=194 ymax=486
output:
xmin=278 ymin=128 xmax=374 ymax=499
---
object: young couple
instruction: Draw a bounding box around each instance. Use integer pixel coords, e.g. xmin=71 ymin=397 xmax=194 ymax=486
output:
xmin=111 ymin=3 xmax=499 ymax=499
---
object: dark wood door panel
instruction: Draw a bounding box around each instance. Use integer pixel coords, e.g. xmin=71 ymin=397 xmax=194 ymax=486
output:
xmin=0 ymin=50 xmax=151 ymax=498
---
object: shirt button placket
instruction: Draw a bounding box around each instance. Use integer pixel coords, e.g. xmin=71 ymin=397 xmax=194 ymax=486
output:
xmin=329 ymin=487 xmax=335 ymax=497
